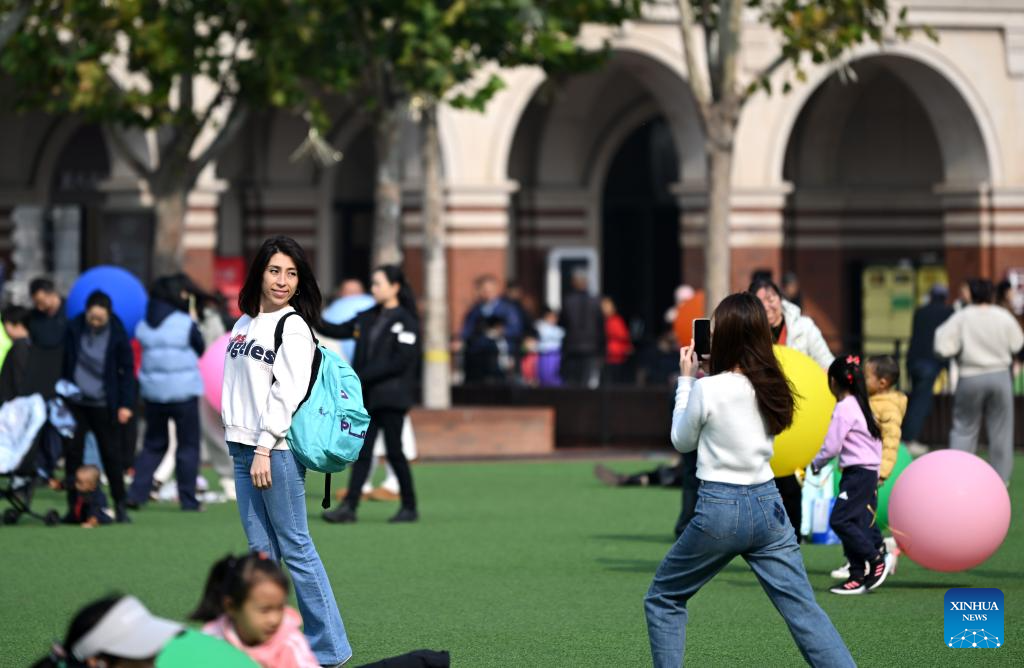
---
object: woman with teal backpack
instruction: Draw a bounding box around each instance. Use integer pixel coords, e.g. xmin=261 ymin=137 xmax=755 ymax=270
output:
xmin=320 ymin=265 xmax=421 ymax=525
xmin=220 ymin=236 xmax=352 ymax=667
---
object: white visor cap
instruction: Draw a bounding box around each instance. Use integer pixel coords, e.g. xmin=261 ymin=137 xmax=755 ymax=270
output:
xmin=72 ymin=596 xmax=183 ymax=661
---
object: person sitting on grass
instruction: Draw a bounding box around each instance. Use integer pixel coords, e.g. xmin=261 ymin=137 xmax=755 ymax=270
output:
xmin=644 ymin=293 xmax=853 ymax=667
xmin=32 ymin=594 xmax=255 ymax=668
xmin=191 ymin=552 xmax=319 ymax=668
xmin=65 ymin=465 xmax=111 ymax=528
xmin=594 ymin=459 xmax=682 ymax=488
xmin=811 ymin=355 xmax=892 ymax=595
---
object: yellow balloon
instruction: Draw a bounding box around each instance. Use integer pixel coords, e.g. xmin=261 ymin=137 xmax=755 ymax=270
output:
xmin=771 ymin=345 xmax=835 ymax=477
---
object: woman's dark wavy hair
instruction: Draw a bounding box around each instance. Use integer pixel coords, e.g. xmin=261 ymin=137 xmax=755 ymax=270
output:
xmin=150 ymin=273 xmax=199 ymax=312
xmin=375 ymin=264 xmax=419 ymax=321
xmin=828 ymin=355 xmax=882 ymax=440
xmin=31 ymin=595 xmax=125 ymax=668
xmin=709 ymin=293 xmax=795 ymax=436
xmin=190 ymin=552 xmax=290 ymax=622
xmin=239 ymin=236 xmax=322 ymax=325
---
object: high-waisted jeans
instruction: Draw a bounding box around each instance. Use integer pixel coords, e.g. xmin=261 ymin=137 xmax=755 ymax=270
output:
xmin=229 ymin=442 xmax=352 ymax=665
xmin=645 ymin=479 xmax=854 ymax=667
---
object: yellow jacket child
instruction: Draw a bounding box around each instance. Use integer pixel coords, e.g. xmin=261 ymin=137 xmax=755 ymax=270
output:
xmin=868 ymin=390 xmax=907 ymax=480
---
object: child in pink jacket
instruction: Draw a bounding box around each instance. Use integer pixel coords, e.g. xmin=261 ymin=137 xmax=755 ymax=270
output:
xmin=811 ymin=355 xmax=891 ymax=597
xmin=191 ymin=552 xmax=319 ymax=668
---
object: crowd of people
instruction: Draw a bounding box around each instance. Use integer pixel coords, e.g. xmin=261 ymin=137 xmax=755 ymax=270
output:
xmin=3 ymin=232 xmax=1022 ymax=665
xmin=456 ymin=272 xmax=718 ymax=388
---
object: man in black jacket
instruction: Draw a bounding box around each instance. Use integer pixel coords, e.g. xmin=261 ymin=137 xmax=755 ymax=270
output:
xmin=902 ymin=284 xmax=954 ymax=455
xmin=559 ymin=271 xmax=605 ymax=388
xmin=28 ymin=277 xmax=67 ymax=398
xmin=61 ymin=290 xmax=136 ymax=523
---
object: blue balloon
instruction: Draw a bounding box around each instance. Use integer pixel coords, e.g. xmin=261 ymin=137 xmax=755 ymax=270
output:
xmin=67 ymin=266 xmax=148 ymax=336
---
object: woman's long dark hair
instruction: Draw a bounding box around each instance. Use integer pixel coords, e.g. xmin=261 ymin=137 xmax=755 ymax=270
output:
xmin=827 ymin=355 xmax=882 ymax=439
xmin=709 ymin=293 xmax=795 ymax=435
xmin=190 ymin=552 xmax=290 ymax=622
xmin=31 ymin=595 xmax=124 ymax=668
xmin=375 ymin=264 xmax=419 ymax=321
xmin=150 ymin=273 xmax=197 ymax=312
xmin=239 ymin=236 xmax=322 ymax=325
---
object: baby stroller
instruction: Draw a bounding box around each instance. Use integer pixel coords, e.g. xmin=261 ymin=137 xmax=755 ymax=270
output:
xmin=0 ymin=393 xmax=61 ymax=526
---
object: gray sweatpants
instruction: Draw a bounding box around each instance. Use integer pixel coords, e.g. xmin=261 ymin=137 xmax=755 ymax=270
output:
xmin=949 ymin=370 xmax=1014 ymax=484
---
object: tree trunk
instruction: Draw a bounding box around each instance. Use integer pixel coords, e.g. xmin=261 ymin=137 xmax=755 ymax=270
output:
xmin=151 ymin=187 xmax=189 ymax=277
xmin=372 ymin=106 xmax=404 ymax=268
xmin=420 ymin=105 xmax=451 ymax=409
xmin=703 ymin=107 xmax=737 ymax=315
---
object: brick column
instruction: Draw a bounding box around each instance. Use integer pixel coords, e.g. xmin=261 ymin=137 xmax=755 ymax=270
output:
xmin=674 ymin=184 xmax=787 ymax=295
xmin=511 ymin=187 xmax=591 ymax=306
xmin=182 ymin=176 xmax=228 ymax=291
xmin=403 ymin=183 xmax=518 ymax=333
xmin=242 ymin=187 xmax=320 ymax=272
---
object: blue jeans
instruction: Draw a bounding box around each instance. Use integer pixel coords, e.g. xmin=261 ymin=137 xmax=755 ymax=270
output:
xmin=229 ymin=442 xmax=352 ymax=665
xmin=645 ymin=480 xmax=854 ymax=668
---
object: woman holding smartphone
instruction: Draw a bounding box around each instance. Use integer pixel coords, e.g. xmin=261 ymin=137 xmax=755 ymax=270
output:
xmin=221 ymin=236 xmax=352 ymax=667
xmin=644 ymin=293 xmax=852 ymax=667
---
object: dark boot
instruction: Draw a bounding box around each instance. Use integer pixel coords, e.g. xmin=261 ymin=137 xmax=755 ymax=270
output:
xmin=388 ymin=507 xmax=419 ymax=523
xmin=323 ymin=502 xmax=357 ymax=524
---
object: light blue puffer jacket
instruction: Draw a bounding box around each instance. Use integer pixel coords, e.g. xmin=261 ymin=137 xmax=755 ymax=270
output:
xmin=136 ymin=310 xmax=203 ymax=402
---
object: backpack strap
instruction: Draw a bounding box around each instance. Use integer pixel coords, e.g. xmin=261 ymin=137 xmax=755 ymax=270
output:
xmin=271 ymin=310 xmax=322 ymax=417
xmin=322 ymin=474 xmax=332 ymax=510
xmin=273 ymin=311 xmax=319 ymax=352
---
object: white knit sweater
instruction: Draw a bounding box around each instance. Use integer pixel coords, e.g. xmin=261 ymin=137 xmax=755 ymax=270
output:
xmin=934 ymin=305 xmax=1024 ymax=378
xmin=671 ymin=373 xmax=775 ymax=485
xmin=221 ymin=307 xmax=315 ymax=450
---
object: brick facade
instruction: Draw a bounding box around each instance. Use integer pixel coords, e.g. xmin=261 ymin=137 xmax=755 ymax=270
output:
xmin=409 ymin=407 xmax=555 ymax=458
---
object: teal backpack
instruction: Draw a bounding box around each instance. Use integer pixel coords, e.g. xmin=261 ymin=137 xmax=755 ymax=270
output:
xmin=274 ymin=312 xmax=371 ymax=508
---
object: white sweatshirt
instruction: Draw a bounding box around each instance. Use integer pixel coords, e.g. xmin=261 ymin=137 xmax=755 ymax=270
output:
xmin=671 ymin=373 xmax=775 ymax=485
xmin=934 ymin=305 xmax=1024 ymax=378
xmin=221 ymin=307 xmax=315 ymax=450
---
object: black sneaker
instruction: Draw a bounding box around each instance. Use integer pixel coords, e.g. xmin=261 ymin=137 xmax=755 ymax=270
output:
xmin=829 ymin=577 xmax=866 ymax=595
xmin=388 ymin=508 xmax=419 ymax=523
xmin=865 ymin=551 xmax=891 ymax=591
xmin=323 ymin=503 xmax=357 ymax=524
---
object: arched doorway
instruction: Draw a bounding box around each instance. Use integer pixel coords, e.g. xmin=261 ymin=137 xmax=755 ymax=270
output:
xmin=506 ymin=49 xmax=702 ymax=341
xmin=602 ymin=116 xmax=680 ymax=341
xmin=783 ymin=55 xmax=990 ymax=351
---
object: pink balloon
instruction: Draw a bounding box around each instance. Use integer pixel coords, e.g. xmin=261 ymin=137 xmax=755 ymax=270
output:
xmin=889 ymin=450 xmax=1010 ymax=572
xmin=199 ymin=333 xmax=231 ymax=413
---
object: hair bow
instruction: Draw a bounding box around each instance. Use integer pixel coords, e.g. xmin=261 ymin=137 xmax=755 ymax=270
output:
xmin=845 ymin=355 xmax=860 ymax=366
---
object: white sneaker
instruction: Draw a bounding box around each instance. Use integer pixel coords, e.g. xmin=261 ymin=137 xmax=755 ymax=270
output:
xmin=830 ymin=562 xmax=851 ymax=579
xmin=883 ymin=537 xmax=899 ymax=574
xmin=906 ymin=441 xmax=929 ymax=457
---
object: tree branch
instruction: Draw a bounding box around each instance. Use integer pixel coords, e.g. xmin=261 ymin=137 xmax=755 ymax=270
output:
xmin=105 ymin=125 xmax=155 ymax=180
xmin=740 ymin=52 xmax=787 ymax=105
xmin=187 ymin=102 xmax=249 ymax=185
xmin=0 ymin=0 xmax=31 ymax=53
xmin=676 ymin=0 xmax=712 ymax=112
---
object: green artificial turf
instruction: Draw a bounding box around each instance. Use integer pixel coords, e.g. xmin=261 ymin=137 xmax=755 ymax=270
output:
xmin=2 ymin=456 xmax=1021 ymax=667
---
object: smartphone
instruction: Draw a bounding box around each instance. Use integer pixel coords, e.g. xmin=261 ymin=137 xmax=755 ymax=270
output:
xmin=693 ymin=318 xmax=711 ymax=358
